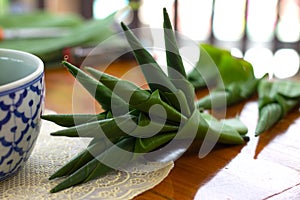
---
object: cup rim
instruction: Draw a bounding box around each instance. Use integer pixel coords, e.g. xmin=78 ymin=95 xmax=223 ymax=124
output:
xmin=0 ymin=48 xmax=44 ymax=94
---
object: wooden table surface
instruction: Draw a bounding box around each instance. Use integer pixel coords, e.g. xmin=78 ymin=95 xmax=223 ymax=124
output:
xmin=44 ymin=60 xmax=300 ymax=200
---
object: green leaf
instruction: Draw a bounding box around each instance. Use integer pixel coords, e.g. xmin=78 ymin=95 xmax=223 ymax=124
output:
xmin=41 ymin=112 xmax=108 ymax=127
xmin=169 ymin=78 xmax=196 ymax=116
xmin=135 ymin=132 xmax=176 ymax=153
xmin=193 ymin=44 xmax=258 ymax=109
xmin=86 ymin=66 xmax=185 ymax=122
xmin=255 ymin=103 xmax=282 ymax=136
xmin=239 ymin=76 xmax=259 ymax=99
xmin=49 ymin=138 xmax=112 ymax=180
xmin=0 ymin=13 xmax=115 ymax=63
xmin=218 ymin=55 xmax=254 ymax=85
xmin=162 ymin=89 xmax=191 ymax=117
xmin=62 ymin=61 xmax=128 ymax=112
xmin=130 ymin=112 xmax=179 ymax=137
xmin=255 ymin=78 xmax=300 ymax=135
xmin=276 ymin=81 xmax=300 ymax=98
xmin=163 ymin=8 xmax=186 ymax=79
xmin=258 ymin=79 xmax=300 ymax=108
xmin=133 ymin=90 xmax=186 ymax=123
xmin=121 ymin=22 xmax=177 ymax=93
xmin=201 ymin=43 xmax=231 ymax=64
xmin=46 ymin=9 xmax=254 ymax=194
xmin=50 ymin=137 xmax=136 ymax=193
xmin=220 ymin=117 xmax=248 ymax=135
xmin=196 ymin=90 xmax=229 ymax=109
xmin=50 ymin=115 xmax=137 ymax=140
xmin=187 ymin=44 xmax=230 ymax=89
xmin=85 ymin=66 xmax=150 ymax=106
xmin=258 ymin=79 xmax=300 ymax=115
xmin=0 ymin=11 xmax=82 ymax=28
xmin=199 ymin=112 xmax=245 ymax=144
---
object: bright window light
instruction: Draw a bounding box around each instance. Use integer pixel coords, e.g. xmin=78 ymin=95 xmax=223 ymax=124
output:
xmin=276 ymin=0 xmax=300 ymax=42
xmin=273 ymin=49 xmax=299 ymax=78
xmin=231 ymin=48 xmax=243 ymax=58
xmin=178 ymin=0 xmax=213 ymax=41
xmin=139 ymin=0 xmax=174 ymax=28
xmin=213 ymin=0 xmax=246 ymax=41
xmin=246 ymin=0 xmax=278 ymax=42
xmin=244 ymin=47 xmax=273 ymax=78
xmin=93 ymin=0 xmax=128 ymax=19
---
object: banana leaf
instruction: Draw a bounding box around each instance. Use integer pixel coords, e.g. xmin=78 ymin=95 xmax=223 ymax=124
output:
xmin=50 ymin=137 xmax=136 ymax=193
xmin=200 ymin=112 xmax=248 ymax=144
xmin=163 ymin=8 xmax=186 ymax=79
xmin=50 ymin=115 xmax=137 ymax=139
xmin=220 ymin=117 xmax=248 ymax=135
xmin=162 ymin=8 xmax=195 ymax=115
xmin=188 ymin=44 xmax=259 ymax=109
xmin=0 ymin=11 xmax=82 ymax=28
xmin=188 ymin=44 xmax=229 ymax=88
xmin=84 ymin=66 xmax=186 ymax=122
xmin=62 ymin=61 xmax=129 ymax=112
xmin=196 ymin=76 xmax=258 ymax=109
xmin=43 ymin=8 xmax=248 ymax=193
xmin=0 ymin=12 xmax=115 ymax=63
xmin=85 ymin=67 xmax=150 ymax=106
xmin=87 ymin=66 xmax=191 ymax=119
xmin=41 ymin=111 xmax=109 ymax=127
xmin=120 ymin=22 xmax=178 ymax=94
xmin=49 ymin=138 xmax=113 ymax=180
xmin=255 ymin=78 xmax=300 ymax=136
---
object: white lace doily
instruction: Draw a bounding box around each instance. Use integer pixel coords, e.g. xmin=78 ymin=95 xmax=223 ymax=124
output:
xmin=0 ymin=111 xmax=174 ymax=200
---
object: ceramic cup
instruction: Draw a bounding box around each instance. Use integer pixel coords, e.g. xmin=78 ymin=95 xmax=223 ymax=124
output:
xmin=0 ymin=48 xmax=44 ymax=181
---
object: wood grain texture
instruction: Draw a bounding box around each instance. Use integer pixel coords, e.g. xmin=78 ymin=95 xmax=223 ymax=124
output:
xmin=44 ymin=61 xmax=300 ymax=200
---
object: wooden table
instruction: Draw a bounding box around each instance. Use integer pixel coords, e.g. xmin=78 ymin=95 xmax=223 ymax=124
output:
xmin=44 ymin=60 xmax=300 ymax=200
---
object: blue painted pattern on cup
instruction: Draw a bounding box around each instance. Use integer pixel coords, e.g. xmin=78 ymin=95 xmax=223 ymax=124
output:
xmin=0 ymin=48 xmax=44 ymax=181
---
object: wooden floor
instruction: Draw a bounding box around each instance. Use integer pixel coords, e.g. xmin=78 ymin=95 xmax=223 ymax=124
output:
xmin=44 ymin=60 xmax=300 ymax=200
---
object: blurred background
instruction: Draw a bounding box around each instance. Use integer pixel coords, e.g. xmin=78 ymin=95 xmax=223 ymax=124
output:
xmin=0 ymin=0 xmax=300 ymax=79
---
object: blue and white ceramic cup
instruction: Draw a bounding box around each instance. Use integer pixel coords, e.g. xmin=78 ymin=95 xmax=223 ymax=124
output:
xmin=0 ymin=49 xmax=44 ymax=181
